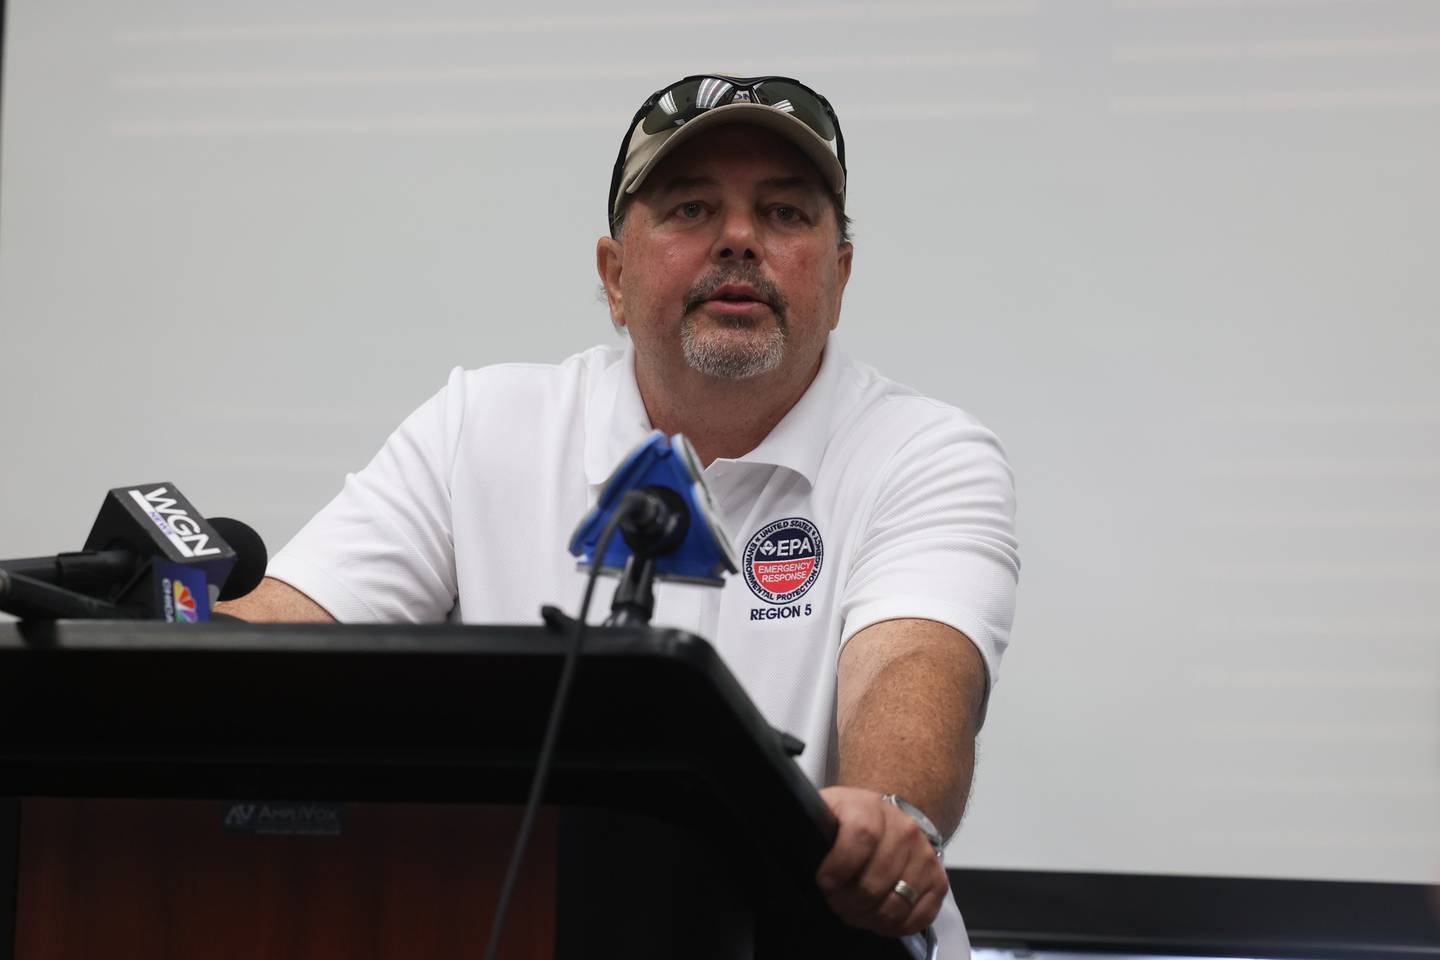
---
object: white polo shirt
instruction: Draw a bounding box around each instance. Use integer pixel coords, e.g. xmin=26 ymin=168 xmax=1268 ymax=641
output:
xmin=268 ymin=335 xmax=1019 ymax=958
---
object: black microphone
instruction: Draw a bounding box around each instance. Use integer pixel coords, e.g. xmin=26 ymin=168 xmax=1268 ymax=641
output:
xmin=0 ymin=484 xmax=266 ymax=621
xmin=2 ymin=515 xmax=267 ymax=603
xmin=617 ymin=486 xmax=691 ymax=558
xmin=202 ymin=517 xmax=267 ymax=601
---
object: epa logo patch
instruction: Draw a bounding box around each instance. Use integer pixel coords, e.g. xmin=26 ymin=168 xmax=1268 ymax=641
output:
xmin=743 ymin=517 xmax=823 ymax=605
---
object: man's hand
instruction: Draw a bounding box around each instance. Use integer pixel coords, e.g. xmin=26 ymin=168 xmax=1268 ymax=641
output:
xmin=815 ymin=785 xmax=947 ymax=937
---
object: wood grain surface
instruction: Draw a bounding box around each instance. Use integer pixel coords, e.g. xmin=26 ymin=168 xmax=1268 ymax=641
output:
xmin=14 ymin=797 xmax=555 ymax=960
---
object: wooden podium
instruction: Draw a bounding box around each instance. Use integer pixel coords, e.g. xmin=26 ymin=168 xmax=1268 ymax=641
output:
xmin=0 ymin=620 xmax=918 ymax=960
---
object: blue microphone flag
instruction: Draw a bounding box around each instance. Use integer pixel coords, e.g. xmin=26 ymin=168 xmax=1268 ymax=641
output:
xmin=568 ymin=432 xmax=739 ymax=586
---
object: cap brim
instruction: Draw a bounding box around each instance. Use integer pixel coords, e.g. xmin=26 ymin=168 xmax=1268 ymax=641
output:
xmin=618 ymin=102 xmax=845 ymax=213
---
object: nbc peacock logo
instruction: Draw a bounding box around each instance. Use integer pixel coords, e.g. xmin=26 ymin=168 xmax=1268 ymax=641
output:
xmin=171 ymin=580 xmax=199 ymax=622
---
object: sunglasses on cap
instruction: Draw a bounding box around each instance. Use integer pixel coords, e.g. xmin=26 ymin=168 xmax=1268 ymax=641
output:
xmin=608 ymin=74 xmax=847 ymax=225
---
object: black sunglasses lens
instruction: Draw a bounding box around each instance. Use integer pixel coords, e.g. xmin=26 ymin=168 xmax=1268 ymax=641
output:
xmin=753 ymin=81 xmax=836 ymax=141
xmin=640 ymin=78 xmax=737 ymax=135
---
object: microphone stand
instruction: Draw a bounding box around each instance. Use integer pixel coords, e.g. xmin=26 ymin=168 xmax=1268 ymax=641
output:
xmin=606 ymin=555 xmax=658 ymax=626
xmin=0 ymin=570 xmax=126 ymax=620
xmin=603 ymin=487 xmax=690 ymax=627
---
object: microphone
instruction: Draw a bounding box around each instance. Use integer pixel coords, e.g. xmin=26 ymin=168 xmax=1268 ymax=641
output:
xmin=568 ymin=432 xmax=738 ymax=625
xmin=0 ymin=517 xmax=265 ymax=599
xmin=569 ymin=432 xmax=738 ymax=585
xmin=206 ymin=517 xmax=267 ymax=602
xmin=0 ymin=484 xmax=266 ymax=621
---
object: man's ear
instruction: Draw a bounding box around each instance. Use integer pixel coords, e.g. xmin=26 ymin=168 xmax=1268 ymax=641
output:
xmin=831 ymin=241 xmax=854 ymax=331
xmin=596 ymin=235 xmax=625 ymax=328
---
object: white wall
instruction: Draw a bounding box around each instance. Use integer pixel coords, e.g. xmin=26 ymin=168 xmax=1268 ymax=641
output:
xmin=3 ymin=0 xmax=1438 ymax=885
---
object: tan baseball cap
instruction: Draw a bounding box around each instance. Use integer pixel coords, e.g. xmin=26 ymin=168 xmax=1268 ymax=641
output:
xmin=608 ymin=75 xmax=847 ymax=226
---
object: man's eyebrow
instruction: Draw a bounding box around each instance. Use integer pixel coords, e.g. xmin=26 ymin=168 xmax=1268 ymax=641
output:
xmin=756 ymin=176 xmax=822 ymax=193
xmin=654 ymin=176 xmax=719 ymax=195
xmin=652 ymin=175 xmax=822 ymax=196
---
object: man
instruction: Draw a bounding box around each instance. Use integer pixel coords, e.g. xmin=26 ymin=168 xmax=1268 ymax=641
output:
xmin=222 ymin=74 xmax=1019 ymax=957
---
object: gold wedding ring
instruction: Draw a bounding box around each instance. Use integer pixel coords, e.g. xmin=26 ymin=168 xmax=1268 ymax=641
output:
xmin=892 ymin=879 xmax=919 ymax=906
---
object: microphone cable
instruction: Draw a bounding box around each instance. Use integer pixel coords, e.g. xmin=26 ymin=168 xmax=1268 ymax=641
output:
xmin=482 ymin=499 xmax=632 ymax=960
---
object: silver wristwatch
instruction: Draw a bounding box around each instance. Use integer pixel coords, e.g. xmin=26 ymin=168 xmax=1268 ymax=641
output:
xmin=883 ymin=793 xmax=945 ymax=856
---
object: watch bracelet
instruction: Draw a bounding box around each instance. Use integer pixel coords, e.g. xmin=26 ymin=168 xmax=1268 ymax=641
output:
xmin=882 ymin=793 xmax=945 ymax=857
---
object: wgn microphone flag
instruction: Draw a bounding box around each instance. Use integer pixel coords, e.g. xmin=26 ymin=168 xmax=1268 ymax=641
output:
xmin=85 ymin=483 xmax=238 ymax=622
xmin=569 ymin=432 xmax=739 ymax=585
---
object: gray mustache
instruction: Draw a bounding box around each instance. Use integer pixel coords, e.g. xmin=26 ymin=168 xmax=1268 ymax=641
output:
xmin=683 ymin=268 xmax=788 ymax=321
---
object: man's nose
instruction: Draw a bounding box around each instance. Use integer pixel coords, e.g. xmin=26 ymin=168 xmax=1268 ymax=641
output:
xmin=711 ymin=209 xmax=763 ymax=262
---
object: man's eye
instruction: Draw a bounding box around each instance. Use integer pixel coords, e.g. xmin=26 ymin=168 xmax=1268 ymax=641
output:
xmin=772 ymin=205 xmax=804 ymax=223
xmin=677 ymin=202 xmax=706 ymax=219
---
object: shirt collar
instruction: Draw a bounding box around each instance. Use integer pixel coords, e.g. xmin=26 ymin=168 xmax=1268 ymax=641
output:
xmin=720 ymin=334 xmax=842 ymax=486
xmin=584 ymin=343 xmax=654 ymax=487
xmin=583 ymin=334 xmax=846 ymax=488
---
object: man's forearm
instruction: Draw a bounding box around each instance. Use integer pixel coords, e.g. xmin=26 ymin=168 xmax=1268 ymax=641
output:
xmin=835 ymin=619 xmax=987 ymax=839
xmin=213 ymin=576 xmax=336 ymax=624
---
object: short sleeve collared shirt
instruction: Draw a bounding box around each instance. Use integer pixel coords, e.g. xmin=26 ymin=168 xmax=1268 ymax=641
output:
xmin=268 ymin=335 xmax=1019 ymax=956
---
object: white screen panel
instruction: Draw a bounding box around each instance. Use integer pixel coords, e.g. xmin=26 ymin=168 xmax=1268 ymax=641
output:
xmin=2 ymin=0 xmax=1437 ymax=884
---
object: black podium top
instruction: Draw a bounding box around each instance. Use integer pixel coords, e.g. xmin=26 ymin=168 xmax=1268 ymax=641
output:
xmin=0 ymin=619 xmax=917 ymax=959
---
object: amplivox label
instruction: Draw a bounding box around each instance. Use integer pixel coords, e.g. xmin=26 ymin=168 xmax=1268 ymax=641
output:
xmin=129 ymin=486 xmax=221 ymax=558
xmin=221 ymin=801 xmax=343 ymax=837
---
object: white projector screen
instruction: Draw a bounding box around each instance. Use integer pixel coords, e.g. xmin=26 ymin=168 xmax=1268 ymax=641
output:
xmin=2 ymin=0 xmax=1437 ymax=885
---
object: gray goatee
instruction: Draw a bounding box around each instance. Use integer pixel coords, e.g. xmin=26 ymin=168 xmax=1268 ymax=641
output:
xmin=680 ymin=266 xmax=789 ymax=380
